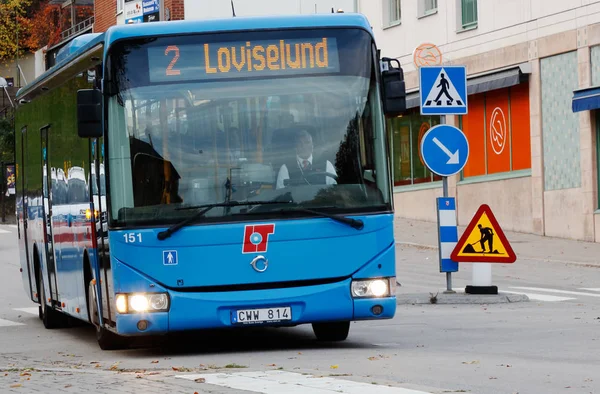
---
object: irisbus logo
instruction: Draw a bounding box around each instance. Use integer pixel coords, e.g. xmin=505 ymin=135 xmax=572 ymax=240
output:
xmin=242 ymin=224 xmax=275 ymax=254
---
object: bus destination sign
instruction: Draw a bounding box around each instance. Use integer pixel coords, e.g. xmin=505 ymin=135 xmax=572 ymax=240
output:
xmin=147 ymin=37 xmax=341 ymax=82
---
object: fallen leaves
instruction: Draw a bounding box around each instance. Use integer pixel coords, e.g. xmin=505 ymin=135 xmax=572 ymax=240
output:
xmin=224 ymin=364 xmax=247 ymax=369
xmin=151 ymin=360 xmax=159 ymax=364
xmin=462 ymin=360 xmax=480 ymax=365
xmin=10 ymin=384 xmax=21 ymax=388
xmin=330 ymin=365 xmax=339 ymax=369
xmin=194 ymin=378 xmax=205 ymax=383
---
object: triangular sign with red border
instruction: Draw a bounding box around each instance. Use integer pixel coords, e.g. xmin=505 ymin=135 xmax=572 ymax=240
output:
xmin=450 ymin=204 xmax=516 ymax=263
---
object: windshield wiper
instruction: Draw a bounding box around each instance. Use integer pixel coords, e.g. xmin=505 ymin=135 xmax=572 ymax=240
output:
xmin=156 ymin=198 xmax=293 ymax=241
xmin=245 ymin=205 xmax=364 ymax=230
xmin=278 ymin=207 xmax=364 ymax=230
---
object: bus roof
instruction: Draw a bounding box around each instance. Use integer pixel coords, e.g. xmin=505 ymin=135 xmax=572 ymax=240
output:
xmin=17 ymin=13 xmax=373 ymax=100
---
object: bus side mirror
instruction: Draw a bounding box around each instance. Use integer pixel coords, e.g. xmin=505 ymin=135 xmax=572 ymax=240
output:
xmin=77 ymin=89 xmax=103 ymax=138
xmin=380 ymin=57 xmax=406 ymax=117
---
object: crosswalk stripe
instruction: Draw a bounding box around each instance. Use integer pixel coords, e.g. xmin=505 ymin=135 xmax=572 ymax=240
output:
xmin=510 ymin=287 xmax=600 ymax=298
xmin=0 ymin=318 xmax=24 ymax=327
xmin=579 ymin=288 xmax=600 ymax=292
xmin=13 ymin=307 xmax=39 ymax=316
xmin=0 ymin=228 xmax=10 ymax=234
xmin=176 ymin=371 xmax=433 ymax=394
xmin=502 ymin=291 xmax=575 ymax=302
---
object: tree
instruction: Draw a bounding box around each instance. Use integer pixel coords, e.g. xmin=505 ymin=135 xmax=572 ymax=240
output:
xmin=0 ymin=117 xmax=14 ymax=163
xmin=23 ymin=1 xmax=62 ymax=51
xmin=0 ymin=0 xmax=33 ymax=63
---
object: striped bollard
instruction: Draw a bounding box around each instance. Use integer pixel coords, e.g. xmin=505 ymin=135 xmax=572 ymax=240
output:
xmin=436 ymin=197 xmax=459 ymax=293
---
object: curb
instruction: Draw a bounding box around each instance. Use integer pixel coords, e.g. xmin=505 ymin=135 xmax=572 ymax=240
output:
xmin=395 ymin=240 xmax=600 ymax=268
xmin=396 ymin=292 xmax=529 ymax=305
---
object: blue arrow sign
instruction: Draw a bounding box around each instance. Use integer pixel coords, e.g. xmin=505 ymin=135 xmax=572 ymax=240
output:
xmin=420 ymin=66 xmax=468 ymax=115
xmin=420 ymin=124 xmax=469 ymax=177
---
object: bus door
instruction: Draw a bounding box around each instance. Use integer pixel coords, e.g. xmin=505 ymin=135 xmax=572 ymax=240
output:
xmin=40 ymin=125 xmax=59 ymax=301
xmin=91 ymin=139 xmax=112 ymax=323
xmin=19 ymin=126 xmax=35 ymax=301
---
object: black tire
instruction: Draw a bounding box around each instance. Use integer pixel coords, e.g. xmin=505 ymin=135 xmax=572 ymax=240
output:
xmin=38 ymin=268 xmax=67 ymax=329
xmin=87 ymin=280 xmax=128 ymax=351
xmin=312 ymin=321 xmax=350 ymax=341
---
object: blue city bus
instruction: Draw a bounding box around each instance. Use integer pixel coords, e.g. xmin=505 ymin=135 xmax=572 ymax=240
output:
xmin=14 ymin=13 xmax=406 ymax=350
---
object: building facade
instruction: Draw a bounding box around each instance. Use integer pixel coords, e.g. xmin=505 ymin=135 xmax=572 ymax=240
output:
xmin=358 ymin=0 xmax=600 ymax=242
xmin=94 ymin=0 xmax=185 ymax=33
xmin=183 ymin=0 xmax=355 ymax=19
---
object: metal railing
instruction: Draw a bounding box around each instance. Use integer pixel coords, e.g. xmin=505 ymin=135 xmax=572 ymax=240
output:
xmin=60 ymin=16 xmax=94 ymax=41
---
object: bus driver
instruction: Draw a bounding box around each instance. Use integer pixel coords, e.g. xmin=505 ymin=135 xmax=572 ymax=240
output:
xmin=276 ymin=129 xmax=337 ymax=189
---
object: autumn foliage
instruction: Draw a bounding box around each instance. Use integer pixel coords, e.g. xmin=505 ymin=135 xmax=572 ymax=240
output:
xmin=0 ymin=0 xmax=94 ymax=62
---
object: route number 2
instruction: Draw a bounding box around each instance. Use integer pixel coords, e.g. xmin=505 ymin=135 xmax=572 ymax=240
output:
xmin=123 ymin=233 xmax=142 ymax=243
xmin=165 ymin=45 xmax=181 ymax=76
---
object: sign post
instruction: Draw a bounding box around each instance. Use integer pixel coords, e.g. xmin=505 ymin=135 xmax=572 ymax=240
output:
xmin=451 ymin=204 xmax=517 ymax=294
xmin=418 ymin=62 xmax=468 ymax=293
xmin=420 ymin=124 xmax=469 ymax=292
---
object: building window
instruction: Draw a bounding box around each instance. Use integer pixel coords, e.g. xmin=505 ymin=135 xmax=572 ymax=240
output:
xmin=418 ymin=0 xmax=437 ymax=17
xmin=459 ymin=83 xmax=531 ymax=178
xmin=117 ymin=0 xmax=124 ymax=14
xmin=424 ymin=0 xmax=437 ymax=14
xmin=384 ymin=0 xmax=401 ymax=27
xmin=460 ymin=0 xmax=477 ymax=29
xmin=388 ymin=109 xmax=442 ymax=186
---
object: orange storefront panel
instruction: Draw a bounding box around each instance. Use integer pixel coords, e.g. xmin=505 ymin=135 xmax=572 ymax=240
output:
xmin=485 ymin=88 xmax=511 ymax=174
xmin=462 ymin=93 xmax=486 ymax=177
xmin=509 ymin=83 xmax=531 ymax=171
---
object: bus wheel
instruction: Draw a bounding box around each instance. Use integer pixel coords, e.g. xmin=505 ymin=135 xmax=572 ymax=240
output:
xmin=87 ymin=280 xmax=128 ymax=351
xmin=312 ymin=321 xmax=350 ymax=341
xmin=38 ymin=269 xmax=67 ymax=329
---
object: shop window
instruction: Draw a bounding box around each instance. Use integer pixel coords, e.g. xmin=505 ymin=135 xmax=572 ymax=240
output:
xmin=459 ymin=83 xmax=531 ymax=178
xmin=388 ymin=109 xmax=442 ymax=186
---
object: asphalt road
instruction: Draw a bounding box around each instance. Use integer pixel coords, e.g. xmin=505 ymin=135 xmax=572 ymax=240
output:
xmin=1 ymin=224 xmax=599 ymax=394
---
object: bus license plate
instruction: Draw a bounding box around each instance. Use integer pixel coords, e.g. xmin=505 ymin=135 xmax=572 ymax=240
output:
xmin=232 ymin=307 xmax=291 ymax=324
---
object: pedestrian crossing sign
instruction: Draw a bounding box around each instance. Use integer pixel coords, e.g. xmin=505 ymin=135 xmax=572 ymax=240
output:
xmin=450 ymin=204 xmax=516 ymax=263
xmin=419 ymin=66 xmax=468 ymax=115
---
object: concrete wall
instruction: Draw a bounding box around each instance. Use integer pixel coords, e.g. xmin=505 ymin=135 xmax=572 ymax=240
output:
xmin=0 ymin=53 xmax=36 ymax=88
xmin=393 ymin=187 xmax=443 ymax=222
xmin=185 ymin=0 xmax=356 ymax=19
xmin=456 ymin=177 xmax=533 ymax=233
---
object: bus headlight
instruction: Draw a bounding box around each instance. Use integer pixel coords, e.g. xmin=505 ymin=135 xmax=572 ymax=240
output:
xmin=115 ymin=293 xmax=170 ymax=314
xmin=351 ymin=278 xmax=395 ymax=298
xmin=129 ymin=294 xmax=149 ymax=312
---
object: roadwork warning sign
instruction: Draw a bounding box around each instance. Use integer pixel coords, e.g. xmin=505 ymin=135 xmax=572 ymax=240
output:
xmin=451 ymin=204 xmax=516 ymax=263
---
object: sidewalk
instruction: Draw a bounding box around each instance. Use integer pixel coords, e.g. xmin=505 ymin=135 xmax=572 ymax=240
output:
xmin=393 ymin=216 xmax=600 ymax=268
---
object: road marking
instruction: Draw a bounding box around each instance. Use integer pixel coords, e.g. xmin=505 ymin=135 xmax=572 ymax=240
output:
xmin=0 ymin=228 xmax=10 ymax=234
xmin=510 ymin=287 xmax=600 ymax=298
xmin=14 ymin=307 xmax=39 ymax=316
xmin=0 ymin=318 xmax=24 ymax=327
xmin=502 ymin=291 xmax=575 ymax=302
xmin=579 ymin=288 xmax=600 ymax=292
xmin=176 ymin=371 xmax=433 ymax=393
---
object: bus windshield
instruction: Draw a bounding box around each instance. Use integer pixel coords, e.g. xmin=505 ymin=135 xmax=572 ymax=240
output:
xmin=106 ymin=27 xmax=390 ymax=227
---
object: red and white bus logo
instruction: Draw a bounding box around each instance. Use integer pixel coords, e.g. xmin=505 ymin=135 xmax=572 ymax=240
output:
xmin=242 ymin=224 xmax=275 ymax=254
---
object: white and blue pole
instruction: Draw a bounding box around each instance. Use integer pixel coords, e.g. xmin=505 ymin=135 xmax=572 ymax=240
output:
xmin=437 ymin=195 xmax=458 ymax=293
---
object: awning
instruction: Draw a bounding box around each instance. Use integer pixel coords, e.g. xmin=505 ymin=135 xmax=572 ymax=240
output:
xmin=572 ymin=86 xmax=600 ymax=112
xmin=405 ymin=62 xmax=531 ymax=109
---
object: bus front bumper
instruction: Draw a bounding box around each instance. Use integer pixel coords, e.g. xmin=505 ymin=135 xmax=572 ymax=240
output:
xmin=114 ymin=278 xmax=396 ymax=335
